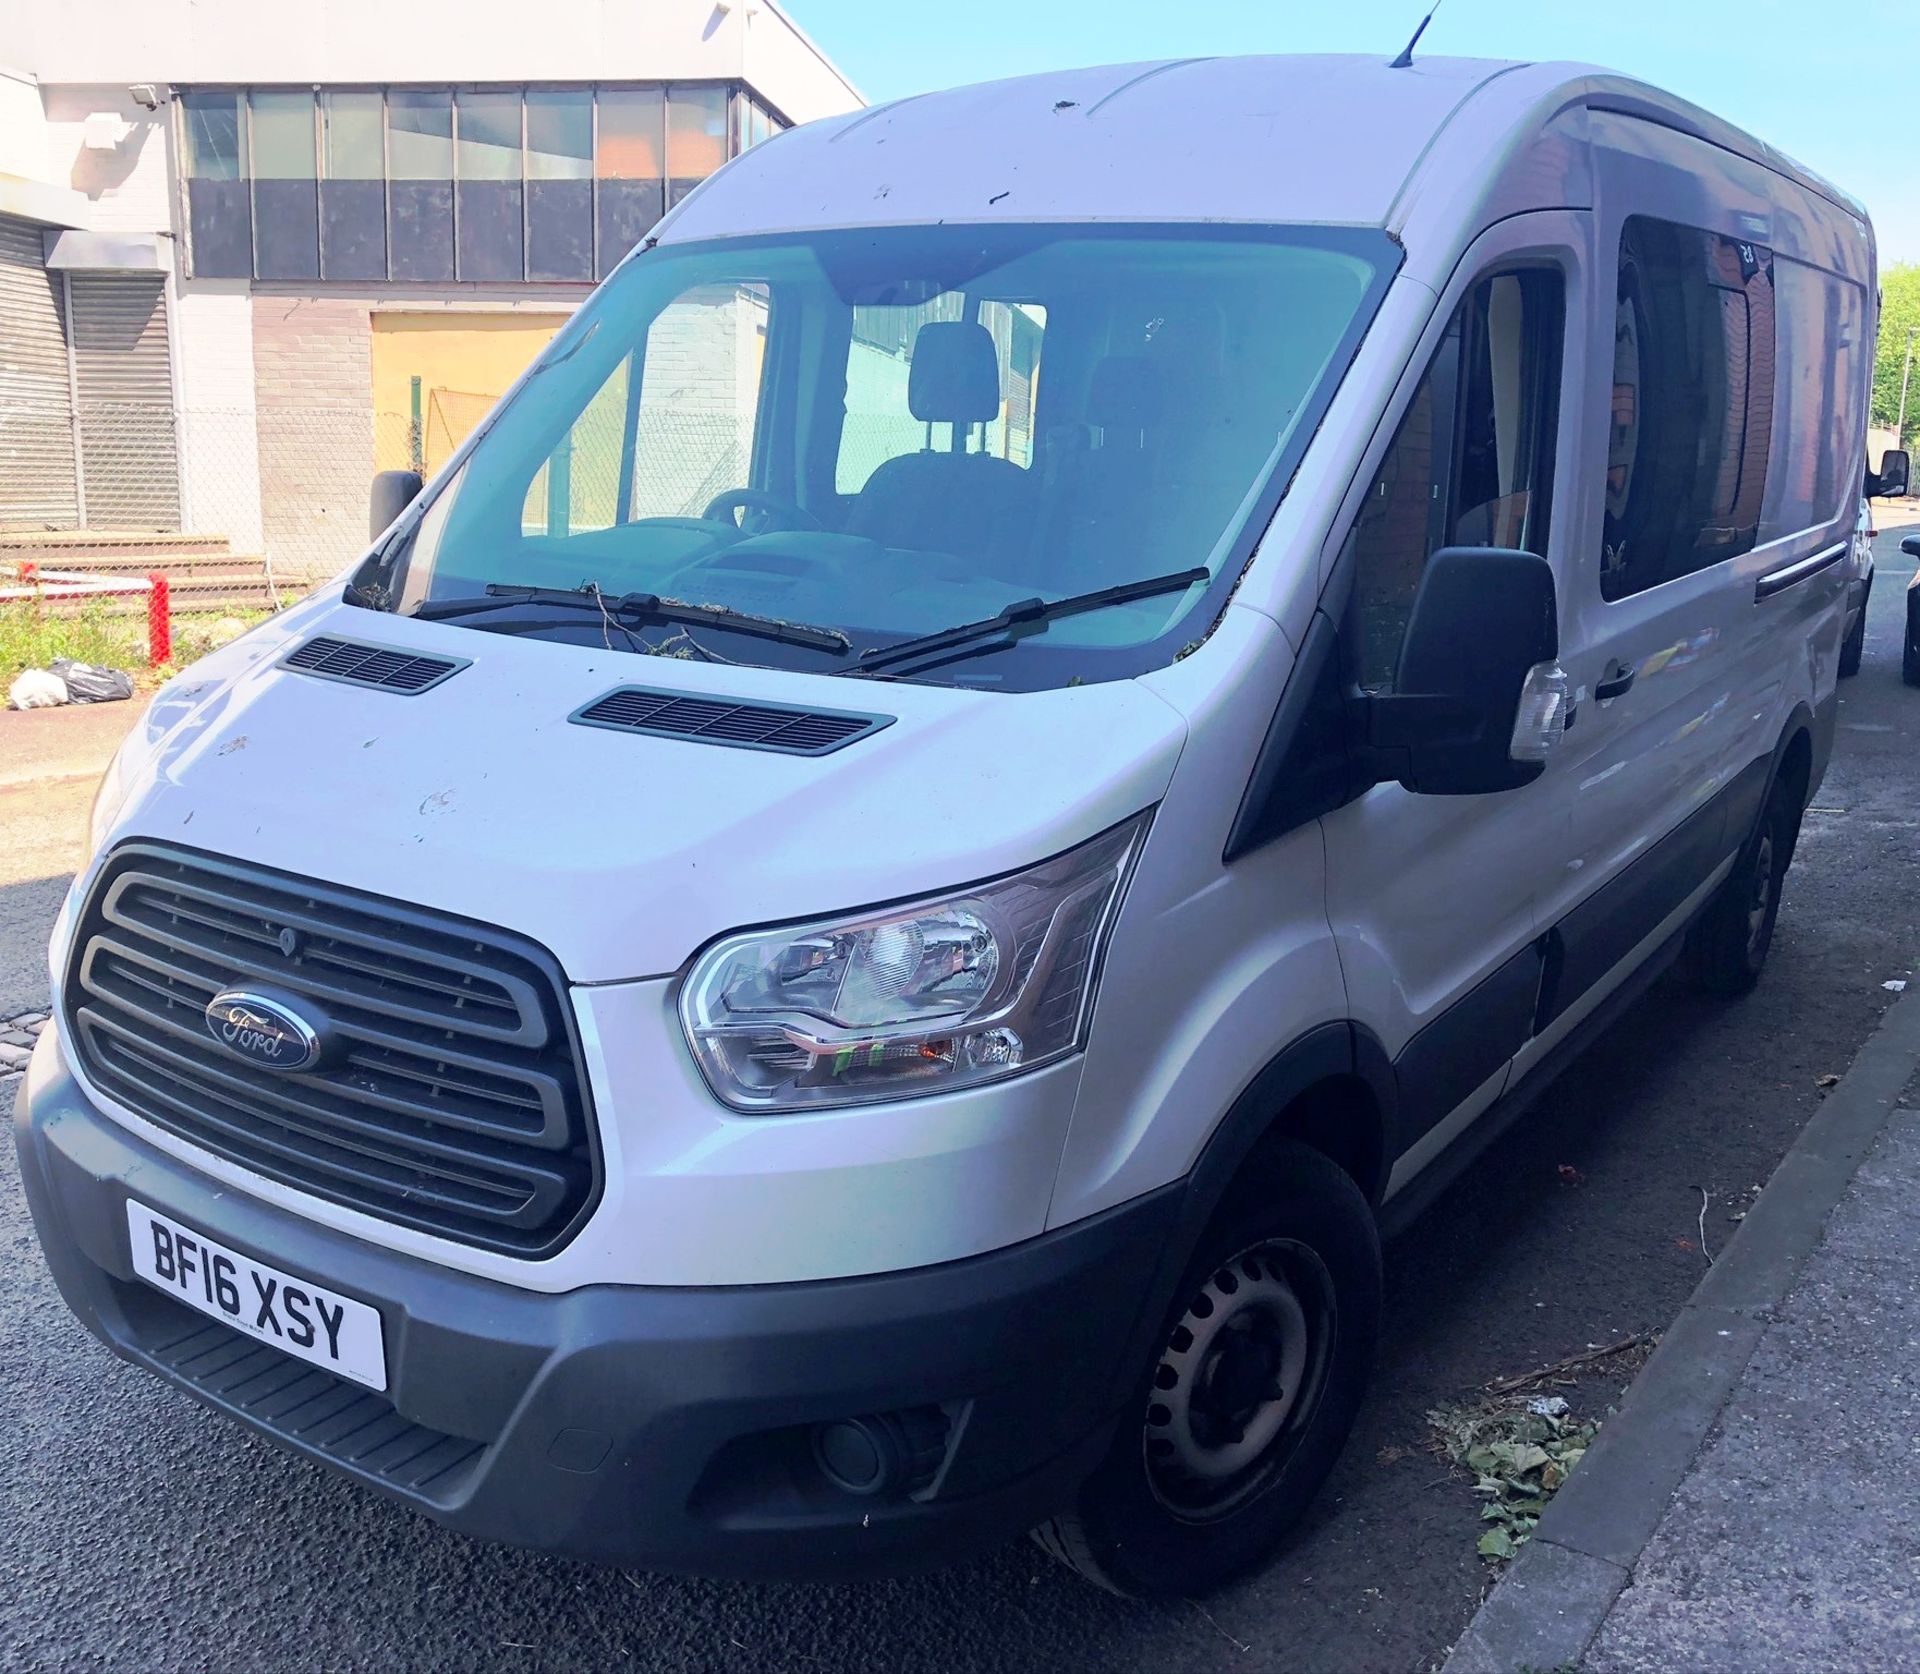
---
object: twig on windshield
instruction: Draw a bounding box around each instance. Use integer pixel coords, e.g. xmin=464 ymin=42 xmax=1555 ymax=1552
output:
xmin=584 ymin=582 xmax=647 ymax=658
xmin=652 ymin=627 xmax=746 ymax=665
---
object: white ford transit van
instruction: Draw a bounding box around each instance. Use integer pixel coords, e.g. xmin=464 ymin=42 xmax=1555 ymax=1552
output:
xmin=17 ymin=54 xmax=1877 ymax=1597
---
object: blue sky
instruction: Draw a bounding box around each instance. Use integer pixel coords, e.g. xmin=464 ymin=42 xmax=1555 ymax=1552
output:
xmin=791 ymin=0 xmax=1918 ymax=268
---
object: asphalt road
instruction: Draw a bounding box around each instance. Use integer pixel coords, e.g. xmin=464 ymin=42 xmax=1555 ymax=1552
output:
xmin=3 ymin=539 xmax=1917 ymax=1673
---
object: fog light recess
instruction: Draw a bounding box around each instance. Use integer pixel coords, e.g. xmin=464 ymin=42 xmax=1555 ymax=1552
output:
xmin=810 ymin=1407 xmax=949 ymax=1498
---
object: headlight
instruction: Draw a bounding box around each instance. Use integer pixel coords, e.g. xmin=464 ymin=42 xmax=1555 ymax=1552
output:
xmin=680 ymin=812 xmax=1151 ymax=1111
xmin=79 ymin=743 xmax=131 ymax=871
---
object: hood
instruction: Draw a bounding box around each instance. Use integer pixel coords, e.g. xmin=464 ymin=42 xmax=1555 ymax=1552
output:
xmin=104 ymin=600 xmax=1188 ymax=982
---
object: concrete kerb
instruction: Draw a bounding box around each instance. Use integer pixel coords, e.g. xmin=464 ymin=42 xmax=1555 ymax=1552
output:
xmin=1442 ymin=984 xmax=1920 ymax=1674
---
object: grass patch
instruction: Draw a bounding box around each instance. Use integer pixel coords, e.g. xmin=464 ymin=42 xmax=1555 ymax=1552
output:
xmin=2 ymin=600 xmax=274 ymax=689
xmin=0 ymin=601 xmax=139 ymax=682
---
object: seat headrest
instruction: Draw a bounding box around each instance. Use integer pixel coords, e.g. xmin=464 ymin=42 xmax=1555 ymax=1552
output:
xmin=908 ymin=321 xmax=1002 ymax=424
xmin=1089 ymin=356 xmax=1163 ymax=435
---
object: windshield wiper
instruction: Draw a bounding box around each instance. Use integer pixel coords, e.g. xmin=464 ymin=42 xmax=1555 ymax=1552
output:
xmin=849 ymin=567 xmax=1211 ymax=677
xmin=409 ymin=584 xmax=850 ymax=653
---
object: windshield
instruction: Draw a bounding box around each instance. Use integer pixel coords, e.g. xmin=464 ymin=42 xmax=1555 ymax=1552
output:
xmin=366 ymin=223 xmax=1396 ymax=689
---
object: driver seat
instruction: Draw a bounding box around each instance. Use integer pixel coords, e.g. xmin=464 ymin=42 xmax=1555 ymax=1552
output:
xmin=846 ymin=321 xmax=1032 ymax=562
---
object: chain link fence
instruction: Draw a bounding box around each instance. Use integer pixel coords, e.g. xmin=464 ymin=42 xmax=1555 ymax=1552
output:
xmin=5 ymin=396 xmax=1028 ymax=592
xmin=2 ymin=400 xmax=386 ymax=589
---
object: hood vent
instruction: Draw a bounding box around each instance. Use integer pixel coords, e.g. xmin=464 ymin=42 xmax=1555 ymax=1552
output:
xmin=283 ymin=636 xmax=467 ymax=694
xmin=570 ymin=686 xmax=892 ymax=756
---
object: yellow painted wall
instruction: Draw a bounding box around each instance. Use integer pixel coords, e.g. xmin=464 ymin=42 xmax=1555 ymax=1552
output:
xmin=370 ymin=312 xmax=571 ymax=472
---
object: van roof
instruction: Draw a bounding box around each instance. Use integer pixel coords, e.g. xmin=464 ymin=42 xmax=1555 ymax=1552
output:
xmin=656 ymin=53 xmax=1865 ymax=243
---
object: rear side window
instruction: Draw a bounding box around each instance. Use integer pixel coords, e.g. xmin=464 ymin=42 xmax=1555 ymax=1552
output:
xmin=1759 ymin=257 xmax=1865 ymax=543
xmin=1600 ymin=217 xmax=1775 ymax=601
xmin=1347 ymin=269 xmax=1563 ymax=691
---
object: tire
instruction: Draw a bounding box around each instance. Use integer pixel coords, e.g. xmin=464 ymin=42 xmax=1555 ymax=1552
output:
xmin=1032 ymin=1142 xmax=1381 ymax=1598
xmin=1905 ymin=604 xmax=1920 ymax=687
xmin=1684 ymin=775 xmax=1797 ymax=996
xmin=1838 ymin=593 xmax=1867 ymax=678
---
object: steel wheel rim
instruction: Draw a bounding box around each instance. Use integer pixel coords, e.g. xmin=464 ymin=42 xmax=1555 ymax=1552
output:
xmin=1746 ymin=829 xmax=1777 ymax=957
xmin=1142 ymin=1239 xmax=1336 ymax=1520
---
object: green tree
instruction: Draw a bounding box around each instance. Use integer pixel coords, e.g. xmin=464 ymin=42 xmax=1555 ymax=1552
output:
xmin=1872 ymin=264 xmax=1920 ymax=447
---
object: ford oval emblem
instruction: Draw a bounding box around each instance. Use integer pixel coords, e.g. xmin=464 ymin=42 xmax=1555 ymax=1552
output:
xmin=204 ymin=989 xmax=323 ymax=1072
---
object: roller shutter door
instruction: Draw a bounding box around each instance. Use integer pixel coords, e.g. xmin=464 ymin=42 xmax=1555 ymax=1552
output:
xmin=69 ymin=271 xmax=181 ymax=527
xmin=0 ymin=215 xmax=79 ymax=529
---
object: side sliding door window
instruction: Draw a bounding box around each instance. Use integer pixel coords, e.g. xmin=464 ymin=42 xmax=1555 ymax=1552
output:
xmin=1600 ymin=217 xmax=1776 ymax=601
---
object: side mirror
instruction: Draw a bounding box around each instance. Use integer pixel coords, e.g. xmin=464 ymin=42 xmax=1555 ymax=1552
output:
xmin=1357 ymin=546 xmax=1562 ymax=796
xmin=1901 ymin=535 xmax=1920 ymax=559
xmin=369 ymin=470 xmax=424 ymax=541
xmin=1870 ymin=449 xmax=1910 ymax=500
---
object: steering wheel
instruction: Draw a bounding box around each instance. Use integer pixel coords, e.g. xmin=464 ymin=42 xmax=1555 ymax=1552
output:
xmin=701 ymin=488 xmax=823 ymax=535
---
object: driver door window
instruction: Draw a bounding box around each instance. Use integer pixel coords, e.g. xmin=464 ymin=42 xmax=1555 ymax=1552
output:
xmin=1345 ymin=269 xmax=1563 ymax=690
xmin=523 ymin=281 xmax=770 ymax=535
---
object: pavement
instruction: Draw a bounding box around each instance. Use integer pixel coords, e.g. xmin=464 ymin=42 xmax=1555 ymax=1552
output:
xmin=0 ymin=701 xmax=143 ymax=1018
xmin=1446 ymin=990 xmax=1920 ymax=1673
xmin=1 ymin=540 xmax=1918 ymax=1672
xmin=0 ymin=701 xmax=145 ymax=792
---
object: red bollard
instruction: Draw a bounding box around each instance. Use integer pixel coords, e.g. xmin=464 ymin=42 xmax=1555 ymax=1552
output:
xmin=147 ymin=572 xmax=172 ymax=667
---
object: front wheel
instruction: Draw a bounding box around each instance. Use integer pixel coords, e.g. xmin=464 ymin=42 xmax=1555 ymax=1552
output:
xmin=1032 ymin=1142 xmax=1380 ymax=1598
xmin=1904 ymin=598 xmax=1920 ymax=687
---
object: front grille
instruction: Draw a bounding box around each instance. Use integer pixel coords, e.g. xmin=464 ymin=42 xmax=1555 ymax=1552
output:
xmin=117 ymin=1283 xmax=485 ymax=1501
xmin=571 ymin=685 xmax=891 ymax=755
xmin=65 ymin=844 xmax=599 ymax=1256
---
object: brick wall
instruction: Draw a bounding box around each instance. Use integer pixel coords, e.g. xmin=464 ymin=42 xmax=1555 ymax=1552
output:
xmin=251 ymin=297 xmax=374 ymax=581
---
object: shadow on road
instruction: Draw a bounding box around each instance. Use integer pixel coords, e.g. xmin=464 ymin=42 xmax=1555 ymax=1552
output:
xmin=0 ymin=874 xmax=68 ymax=1017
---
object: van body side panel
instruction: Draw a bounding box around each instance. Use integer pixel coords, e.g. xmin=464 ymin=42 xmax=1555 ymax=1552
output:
xmin=1049 ymin=609 xmax=1353 ymax=1231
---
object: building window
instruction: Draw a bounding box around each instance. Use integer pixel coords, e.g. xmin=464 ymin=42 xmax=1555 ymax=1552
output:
xmin=249 ymin=91 xmax=319 ymax=279
xmin=180 ymin=84 xmax=759 ymax=284
xmin=455 ymin=90 xmax=523 ymax=282
xmin=182 ymin=91 xmax=251 ymax=277
xmin=596 ymin=89 xmax=664 ymax=279
xmin=321 ymin=91 xmax=386 ymax=280
xmin=737 ymin=94 xmax=783 ymax=149
xmin=388 ymin=91 xmax=454 ymax=282
xmin=666 ymin=86 xmax=728 ymax=208
xmin=526 ymin=91 xmax=593 ymax=282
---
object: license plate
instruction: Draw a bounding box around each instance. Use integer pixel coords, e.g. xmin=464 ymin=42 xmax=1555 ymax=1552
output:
xmin=126 ymin=1200 xmax=387 ymax=1391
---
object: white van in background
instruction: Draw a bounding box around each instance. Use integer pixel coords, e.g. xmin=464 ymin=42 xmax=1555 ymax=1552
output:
xmin=16 ymin=54 xmax=1879 ymax=1596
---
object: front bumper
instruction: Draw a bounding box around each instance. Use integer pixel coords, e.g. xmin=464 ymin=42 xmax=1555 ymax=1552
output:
xmin=14 ymin=1031 xmax=1179 ymax=1578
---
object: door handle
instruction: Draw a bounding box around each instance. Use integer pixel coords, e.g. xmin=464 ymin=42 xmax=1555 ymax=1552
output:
xmin=1595 ymin=662 xmax=1637 ymax=702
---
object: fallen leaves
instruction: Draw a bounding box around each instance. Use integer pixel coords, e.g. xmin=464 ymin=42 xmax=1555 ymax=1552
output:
xmin=1428 ymin=1394 xmax=1600 ymax=1564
